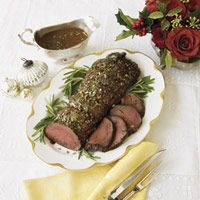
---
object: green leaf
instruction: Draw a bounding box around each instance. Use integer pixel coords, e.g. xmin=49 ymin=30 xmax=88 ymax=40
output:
xmin=126 ymin=15 xmax=137 ymax=25
xmin=189 ymin=8 xmax=200 ymax=18
xmin=165 ymin=50 xmax=173 ymax=68
xmin=149 ymin=11 xmax=164 ymax=19
xmin=156 ymin=2 xmax=166 ymax=13
xmin=161 ymin=18 xmax=171 ymax=30
xmin=115 ymin=8 xmax=134 ymax=29
xmin=115 ymin=30 xmax=135 ymax=41
xmin=160 ymin=49 xmax=167 ymax=66
xmin=145 ymin=18 xmax=154 ymax=31
xmin=172 ymin=56 xmax=176 ymax=65
xmin=139 ymin=8 xmax=150 ymax=18
xmin=166 ymin=7 xmax=182 ymax=17
xmin=189 ymin=57 xmax=200 ymax=63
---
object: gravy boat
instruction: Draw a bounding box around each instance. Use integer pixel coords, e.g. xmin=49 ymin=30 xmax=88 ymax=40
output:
xmin=18 ymin=16 xmax=100 ymax=63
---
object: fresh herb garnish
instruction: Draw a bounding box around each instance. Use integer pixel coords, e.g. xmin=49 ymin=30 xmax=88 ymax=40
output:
xmin=78 ymin=149 xmax=101 ymax=161
xmin=128 ymin=76 xmax=155 ymax=99
xmin=61 ymin=65 xmax=89 ymax=98
xmin=32 ymin=95 xmax=65 ymax=143
xmin=45 ymin=95 xmax=65 ymax=116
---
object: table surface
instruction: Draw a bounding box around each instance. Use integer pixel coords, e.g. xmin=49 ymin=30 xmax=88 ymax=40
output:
xmin=0 ymin=0 xmax=199 ymax=199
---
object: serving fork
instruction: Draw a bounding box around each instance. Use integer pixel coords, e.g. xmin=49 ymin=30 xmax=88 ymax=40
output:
xmin=108 ymin=149 xmax=165 ymax=200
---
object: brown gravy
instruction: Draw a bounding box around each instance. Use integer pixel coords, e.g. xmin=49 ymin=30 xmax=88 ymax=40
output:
xmin=37 ymin=27 xmax=88 ymax=50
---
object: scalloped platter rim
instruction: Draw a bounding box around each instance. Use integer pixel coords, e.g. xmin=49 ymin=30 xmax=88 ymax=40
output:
xmin=26 ymin=49 xmax=165 ymax=170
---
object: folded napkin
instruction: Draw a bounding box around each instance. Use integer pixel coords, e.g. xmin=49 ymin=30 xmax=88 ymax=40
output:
xmin=24 ymin=141 xmax=157 ymax=200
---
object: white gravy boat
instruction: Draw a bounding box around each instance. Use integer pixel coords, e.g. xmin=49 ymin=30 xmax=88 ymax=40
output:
xmin=18 ymin=16 xmax=100 ymax=63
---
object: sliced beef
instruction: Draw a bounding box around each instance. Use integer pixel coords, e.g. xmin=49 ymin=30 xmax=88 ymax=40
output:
xmin=58 ymin=52 xmax=140 ymax=145
xmin=110 ymin=105 xmax=142 ymax=133
xmin=108 ymin=116 xmax=128 ymax=150
xmin=121 ymin=94 xmax=145 ymax=117
xmin=45 ymin=123 xmax=81 ymax=150
xmin=85 ymin=118 xmax=114 ymax=152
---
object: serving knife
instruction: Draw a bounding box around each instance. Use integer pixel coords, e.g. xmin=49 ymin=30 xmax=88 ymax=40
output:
xmin=108 ymin=149 xmax=165 ymax=200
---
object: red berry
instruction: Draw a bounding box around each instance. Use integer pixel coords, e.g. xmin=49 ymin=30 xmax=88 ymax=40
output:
xmin=133 ymin=23 xmax=136 ymax=27
xmin=140 ymin=21 xmax=144 ymax=26
xmin=138 ymin=28 xmax=147 ymax=36
xmin=132 ymin=18 xmax=146 ymax=33
xmin=132 ymin=21 xmax=139 ymax=30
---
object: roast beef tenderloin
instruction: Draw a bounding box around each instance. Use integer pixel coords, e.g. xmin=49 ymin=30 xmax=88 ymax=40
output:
xmin=58 ymin=52 xmax=140 ymax=146
xmin=110 ymin=105 xmax=142 ymax=133
xmin=121 ymin=94 xmax=145 ymax=117
xmin=108 ymin=115 xmax=128 ymax=150
xmin=45 ymin=123 xmax=81 ymax=150
xmin=84 ymin=118 xmax=114 ymax=152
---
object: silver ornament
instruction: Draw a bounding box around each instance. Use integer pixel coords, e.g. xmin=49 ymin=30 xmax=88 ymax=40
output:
xmin=17 ymin=59 xmax=48 ymax=87
xmin=20 ymin=87 xmax=34 ymax=100
xmin=1 ymin=78 xmax=20 ymax=97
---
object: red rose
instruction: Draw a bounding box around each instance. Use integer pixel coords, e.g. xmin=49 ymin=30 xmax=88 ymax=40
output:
xmin=152 ymin=27 xmax=168 ymax=48
xmin=167 ymin=0 xmax=187 ymax=19
xmin=166 ymin=28 xmax=200 ymax=61
xmin=145 ymin=0 xmax=158 ymax=12
xmin=185 ymin=0 xmax=200 ymax=11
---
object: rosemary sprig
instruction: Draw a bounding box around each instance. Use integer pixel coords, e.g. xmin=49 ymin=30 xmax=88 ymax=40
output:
xmin=32 ymin=95 xmax=65 ymax=143
xmin=45 ymin=95 xmax=65 ymax=116
xmin=32 ymin=116 xmax=56 ymax=143
xmin=128 ymin=76 xmax=155 ymax=99
xmin=78 ymin=149 xmax=101 ymax=161
xmin=61 ymin=65 xmax=89 ymax=98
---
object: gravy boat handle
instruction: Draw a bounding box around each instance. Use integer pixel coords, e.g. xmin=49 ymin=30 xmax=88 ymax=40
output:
xmin=18 ymin=28 xmax=38 ymax=47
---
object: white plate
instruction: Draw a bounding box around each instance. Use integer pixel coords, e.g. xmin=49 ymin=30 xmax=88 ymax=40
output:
xmin=26 ymin=49 xmax=165 ymax=170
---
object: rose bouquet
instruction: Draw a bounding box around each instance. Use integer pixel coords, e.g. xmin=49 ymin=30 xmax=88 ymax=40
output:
xmin=115 ymin=0 xmax=200 ymax=68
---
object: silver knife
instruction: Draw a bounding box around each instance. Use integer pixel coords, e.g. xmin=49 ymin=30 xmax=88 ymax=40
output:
xmin=108 ymin=149 xmax=165 ymax=200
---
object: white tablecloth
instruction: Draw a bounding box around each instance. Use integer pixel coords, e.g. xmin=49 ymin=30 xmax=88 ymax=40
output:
xmin=0 ymin=0 xmax=199 ymax=199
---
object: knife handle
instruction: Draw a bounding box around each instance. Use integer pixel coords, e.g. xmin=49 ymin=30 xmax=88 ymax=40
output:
xmin=108 ymin=189 xmax=137 ymax=200
xmin=107 ymin=196 xmax=118 ymax=200
xmin=122 ymin=189 xmax=137 ymax=200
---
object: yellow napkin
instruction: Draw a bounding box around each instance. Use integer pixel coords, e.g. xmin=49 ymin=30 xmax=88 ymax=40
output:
xmin=24 ymin=141 xmax=157 ymax=200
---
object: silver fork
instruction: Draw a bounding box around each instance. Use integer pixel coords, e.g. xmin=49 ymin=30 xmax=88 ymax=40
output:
xmin=108 ymin=149 xmax=165 ymax=200
xmin=122 ymin=162 xmax=161 ymax=200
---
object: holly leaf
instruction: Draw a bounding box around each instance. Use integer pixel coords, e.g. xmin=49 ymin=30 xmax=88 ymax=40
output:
xmin=166 ymin=7 xmax=182 ymax=17
xmin=156 ymin=2 xmax=166 ymax=13
xmin=139 ymin=8 xmax=151 ymax=18
xmin=115 ymin=30 xmax=135 ymax=41
xmin=126 ymin=15 xmax=137 ymax=25
xmin=115 ymin=9 xmax=135 ymax=29
xmin=149 ymin=11 xmax=164 ymax=19
xmin=161 ymin=18 xmax=171 ymax=30
xmin=165 ymin=50 xmax=173 ymax=68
